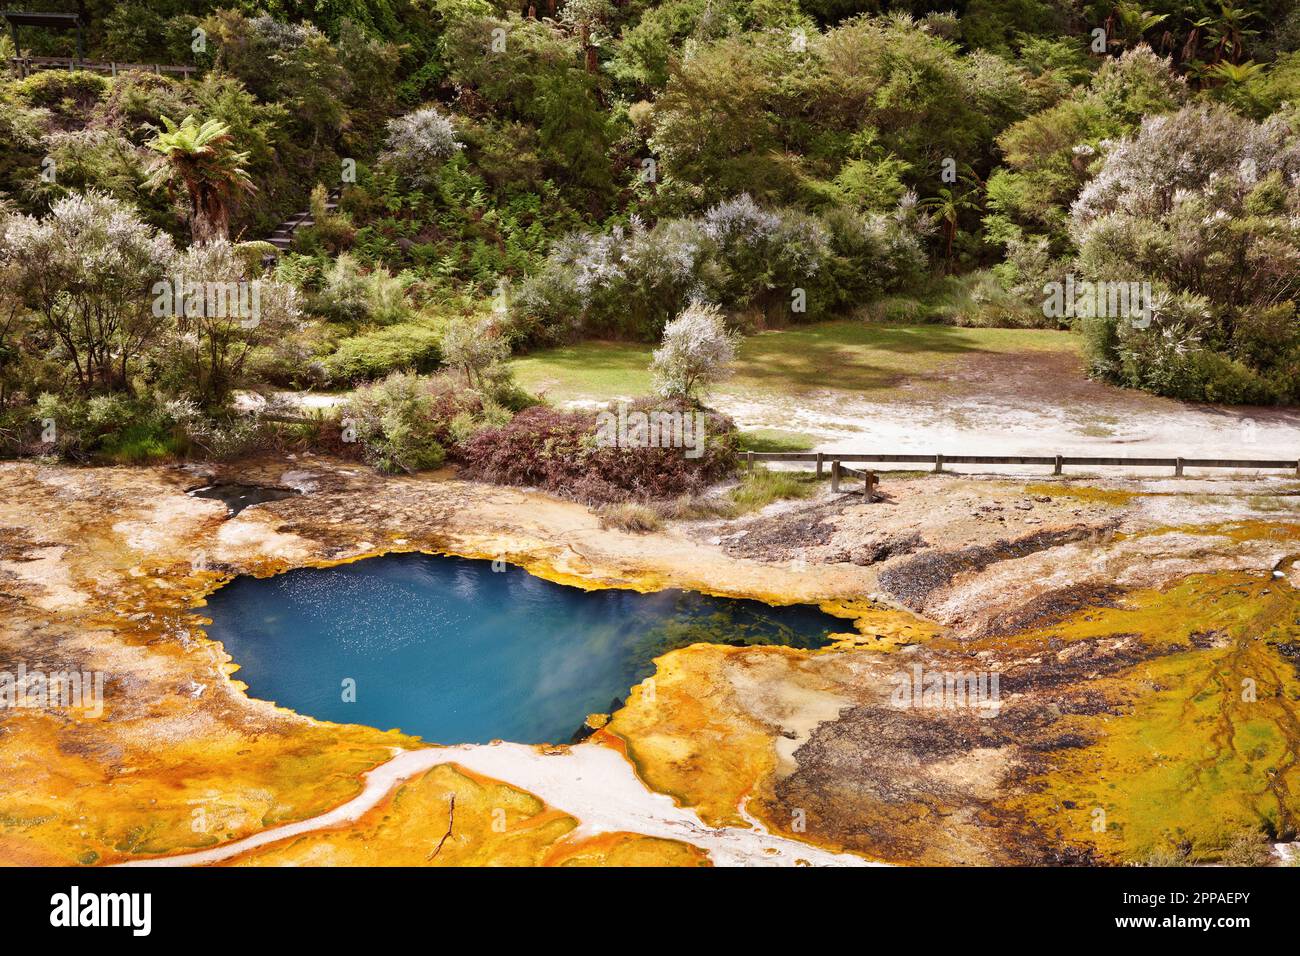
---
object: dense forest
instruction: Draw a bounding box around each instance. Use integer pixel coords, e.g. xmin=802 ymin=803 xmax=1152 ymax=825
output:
xmin=1 ymin=0 xmax=1298 ymax=478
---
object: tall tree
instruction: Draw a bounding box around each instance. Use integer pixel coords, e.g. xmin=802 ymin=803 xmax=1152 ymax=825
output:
xmin=921 ymin=184 xmax=981 ymax=265
xmin=561 ymin=0 xmax=615 ymax=74
xmin=145 ymin=115 xmax=255 ymax=244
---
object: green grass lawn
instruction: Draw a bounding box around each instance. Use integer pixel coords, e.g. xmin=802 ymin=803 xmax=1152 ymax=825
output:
xmin=735 ymin=428 xmax=819 ymax=453
xmin=509 ymin=320 xmax=1079 ymax=404
xmin=510 ymin=341 xmax=654 ymax=401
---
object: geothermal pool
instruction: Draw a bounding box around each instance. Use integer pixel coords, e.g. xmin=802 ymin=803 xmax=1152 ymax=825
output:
xmin=200 ymin=553 xmax=841 ymax=745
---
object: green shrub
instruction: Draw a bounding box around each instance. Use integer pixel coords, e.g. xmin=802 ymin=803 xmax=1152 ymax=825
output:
xmin=173 ymin=404 xmax=271 ymax=461
xmin=510 ymin=195 xmax=925 ymax=343
xmin=292 ymin=185 xmax=357 ymax=256
xmin=334 ymin=370 xmax=517 ymax=475
xmin=28 ymin=393 xmax=185 ymax=463
xmin=932 ymin=271 xmax=1060 ymax=328
xmin=1083 ymin=299 xmax=1295 ymax=405
xmin=858 ymin=270 xmax=1060 ymax=329
xmin=322 ymin=321 xmax=442 ymax=385
xmin=1070 ymin=104 xmax=1300 ymax=404
xmin=98 ymin=420 xmax=180 ymax=464
xmin=338 ymin=372 xmax=448 ymax=474
xmin=646 ymin=17 xmax=1024 ymax=211
xmin=1159 ymin=350 xmax=1275 ymax=405
xmin=310 ymin=253 xmax=412 ymax=326
xmin=12 ymin=70 xmax=109 ymax=115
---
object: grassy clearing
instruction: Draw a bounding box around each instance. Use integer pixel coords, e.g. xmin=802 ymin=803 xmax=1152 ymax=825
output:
xmin=509 ymin=320 xmax=1079 ymax=404
xmin=509 ymin=342 xmax=655 ymax=402
xmin=735 ymin=428 xmax=819 ymax=453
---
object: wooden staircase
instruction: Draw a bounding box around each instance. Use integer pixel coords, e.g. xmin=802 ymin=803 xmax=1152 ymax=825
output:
xmin=261 ymin=187 xmax=342 ymax=265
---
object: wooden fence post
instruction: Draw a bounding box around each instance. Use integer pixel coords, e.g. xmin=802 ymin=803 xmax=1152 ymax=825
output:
xmin=865 ymin=470 xmax=876 ymax=503
xmin=1053 ymin=454 xmax=1063 ymax=476
xmin=933 ymin=453 xmax=944 ymax=474
xmin=1175 ymin=457 xmax=1184 ymax=477
xmin=746 ymin=451 xmax=753 ymax=473
xmin=815 ymin=451 xmax=824 ymax=478
xmin=831 ymin=460 xmax=840 ymax=494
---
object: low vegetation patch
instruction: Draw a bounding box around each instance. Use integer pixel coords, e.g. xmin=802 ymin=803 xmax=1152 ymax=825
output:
xmin=337 ymin=370 xmax=524 ymax=475
xmin=728 ymin=467 xmax=822 ymax=514
xmin=459 ymin=402 xmax=738 ymax=504
xmin=597 ymin=502 xmax=664 ymax=534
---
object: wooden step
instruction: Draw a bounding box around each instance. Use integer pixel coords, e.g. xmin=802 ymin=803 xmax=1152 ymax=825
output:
xmin=258 ymin=186 xmax=345 ymax=250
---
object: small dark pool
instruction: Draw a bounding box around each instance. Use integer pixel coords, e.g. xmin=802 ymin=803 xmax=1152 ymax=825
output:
xmin=198 ymin=553 xmax=841 ymax=745
xmin=189 ymin=483 xmax=300 ymax=516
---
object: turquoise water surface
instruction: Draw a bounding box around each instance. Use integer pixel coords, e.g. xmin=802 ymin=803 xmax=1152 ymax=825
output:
xmin=199 ymin=553 xmax=840 ymax=745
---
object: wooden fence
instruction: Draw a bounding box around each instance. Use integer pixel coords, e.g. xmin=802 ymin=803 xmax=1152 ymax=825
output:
xmin=832 ymin=461 xmax=879 ymax=501
xmin=745 ymin=449 xmax=1300 ymax=491
xmin=741 ymin=449 xmax=1300 ymax=504
xmin=8 ymin=56 xmax=198 ymax=79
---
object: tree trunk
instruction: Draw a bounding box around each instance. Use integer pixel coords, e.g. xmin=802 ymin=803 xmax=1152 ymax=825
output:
xmin=191 ymin=186 xmax=229 ymax=244
xmin=580 ymin=25 xmax=597 ymax=73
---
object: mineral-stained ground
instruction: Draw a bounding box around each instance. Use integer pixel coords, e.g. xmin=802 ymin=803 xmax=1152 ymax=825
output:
xmin=0 ymin=455 xmax=1296 ymax=866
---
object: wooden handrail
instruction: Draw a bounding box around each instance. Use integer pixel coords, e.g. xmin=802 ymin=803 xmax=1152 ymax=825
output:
xmin=7 ymin=56 xmax=198 ymax=78
xmin=746 ymin=451 xmax=1298 ymax=474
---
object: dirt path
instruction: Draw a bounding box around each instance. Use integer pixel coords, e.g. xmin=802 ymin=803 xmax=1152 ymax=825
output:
xmin=721 ymin=351 xmax=1300 ymax=459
